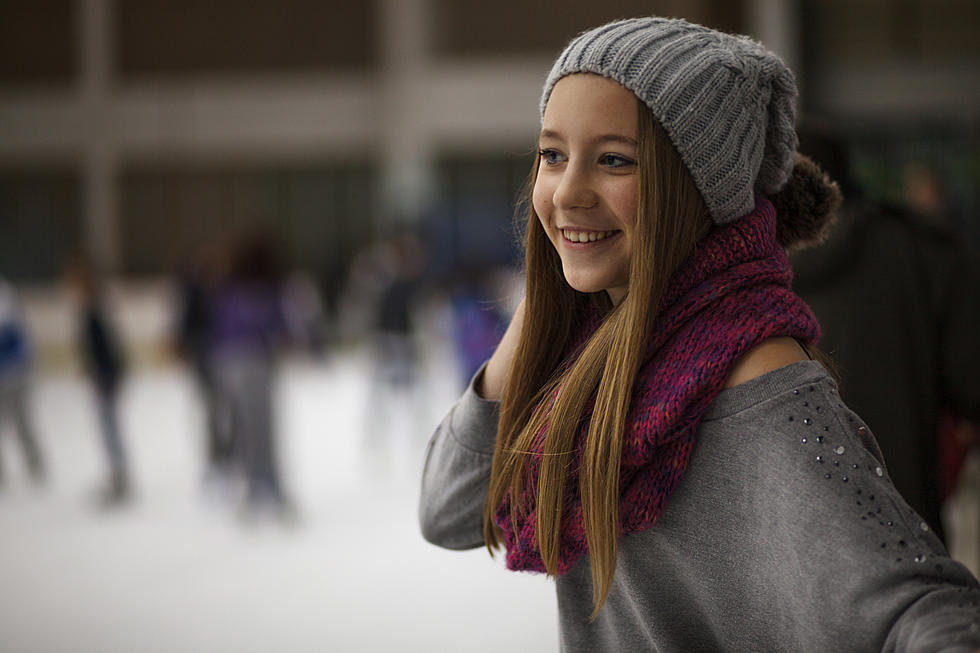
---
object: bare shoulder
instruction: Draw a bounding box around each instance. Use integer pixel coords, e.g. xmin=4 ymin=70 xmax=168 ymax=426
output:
xmin=724 ymin=337 xmax=810 ymax=389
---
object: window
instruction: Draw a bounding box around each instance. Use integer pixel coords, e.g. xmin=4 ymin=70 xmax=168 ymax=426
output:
xmin=117 ymin=1 xmax=377 ymax=79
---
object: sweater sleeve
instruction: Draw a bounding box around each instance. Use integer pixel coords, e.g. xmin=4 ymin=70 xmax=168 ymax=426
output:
xmin=419 ymin=366 xmax=500 ymax=550
xmin=744 ymin=381 xmax=980 ymax=652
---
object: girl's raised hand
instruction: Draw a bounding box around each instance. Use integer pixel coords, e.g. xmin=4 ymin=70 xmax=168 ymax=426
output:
xmin=476 ymin=297 xmax=526 ymax=401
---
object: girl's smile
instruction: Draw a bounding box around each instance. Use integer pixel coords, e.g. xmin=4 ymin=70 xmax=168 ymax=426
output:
xmin=560 ymin=229 xmax=620 ymax=244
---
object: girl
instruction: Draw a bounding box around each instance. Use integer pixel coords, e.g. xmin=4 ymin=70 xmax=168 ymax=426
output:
xmin=419 ymin=17 xmax=980 ymax=652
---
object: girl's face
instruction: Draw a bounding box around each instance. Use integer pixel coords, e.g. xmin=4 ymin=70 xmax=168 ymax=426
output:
xmin=533 ymin=74 xmax=639 ymax=305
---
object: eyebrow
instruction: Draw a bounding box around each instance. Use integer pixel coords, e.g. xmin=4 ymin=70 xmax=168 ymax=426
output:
xmin=538 ymin=128 xmax=637 ymax=147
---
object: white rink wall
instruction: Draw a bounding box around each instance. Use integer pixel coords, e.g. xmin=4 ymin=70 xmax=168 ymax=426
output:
xmin=18 ymin=279 xmax=178 ymax=372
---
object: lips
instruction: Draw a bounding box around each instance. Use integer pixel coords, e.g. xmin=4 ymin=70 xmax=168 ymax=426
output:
xmin=561 ymin=229 xmax=618 ymax=243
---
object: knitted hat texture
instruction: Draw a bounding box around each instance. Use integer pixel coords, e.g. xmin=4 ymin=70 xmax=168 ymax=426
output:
xmin=541 ymin=17 xmax=799 ymax=225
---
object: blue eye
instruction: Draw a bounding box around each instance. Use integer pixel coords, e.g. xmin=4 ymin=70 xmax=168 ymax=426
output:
xmin=600 ymin=154 xmax=634 ymax=169
xmin=538 ymin=149 xmax=565 ymax=166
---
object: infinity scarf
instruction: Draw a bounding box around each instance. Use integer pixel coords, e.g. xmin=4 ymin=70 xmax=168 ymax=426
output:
xmin=496 ymin=199 xmax=821 ymax=573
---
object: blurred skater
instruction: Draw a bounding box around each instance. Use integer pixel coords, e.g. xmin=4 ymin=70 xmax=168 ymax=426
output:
xmin=357 ymin=233 xmax=429 ymax=453
xmin=448 ymin=265 xmax=509 ymax=386
xmin=281 ymin=270 xmax=329 ymax=359
xmin=0 ymin=276 xmax=45 ymax=486
xmin=174 ymin=246 xmax=235 ymax=490
xmin=209 ymin=232 xmax=292 ymax=518
xmin=65 ymin=257 xmax=130 ymax=506
xmin=372 ymin=234 xmax=425 ymax=392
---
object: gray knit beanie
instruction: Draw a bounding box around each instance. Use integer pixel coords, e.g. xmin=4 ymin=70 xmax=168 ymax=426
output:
xmin=541 ymin=17 xmax=800 ymax=225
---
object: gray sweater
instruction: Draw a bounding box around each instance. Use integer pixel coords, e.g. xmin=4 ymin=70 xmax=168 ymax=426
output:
xmin=419 ymin=361 xmax=980 ymax=652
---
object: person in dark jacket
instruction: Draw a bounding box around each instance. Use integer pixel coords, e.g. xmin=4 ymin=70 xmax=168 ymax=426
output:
xmin=174 ymin=247 xmax=235 ymax=487
xmin=66 ymin=256 xmax=129 ymax=505
xmin=791 ymin=126 xmax=980 ymax=541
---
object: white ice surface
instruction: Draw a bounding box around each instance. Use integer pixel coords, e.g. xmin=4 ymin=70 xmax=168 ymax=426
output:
xmin=0 ymin=344 xmax=559 ymax=653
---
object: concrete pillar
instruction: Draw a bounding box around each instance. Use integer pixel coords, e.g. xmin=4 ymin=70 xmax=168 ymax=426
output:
xmin=746 ymin=0 xmax=804 ymax=106
xmin=377 ymin=0 xmax=434 ymax=227
xmin=78 ymin=0 xmax=119 ymax=272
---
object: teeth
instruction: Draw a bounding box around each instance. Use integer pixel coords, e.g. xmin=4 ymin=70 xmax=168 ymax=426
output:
xmin=563 ymin=229 xmax=614 ymax=243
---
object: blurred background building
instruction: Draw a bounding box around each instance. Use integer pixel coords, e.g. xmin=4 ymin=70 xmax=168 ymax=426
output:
xmin=0 ymin=2 xmax=977 ymax=652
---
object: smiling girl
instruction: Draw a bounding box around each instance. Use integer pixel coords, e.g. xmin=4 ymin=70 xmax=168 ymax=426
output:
xmin=419 ymin=17 xmax=980 ymax=652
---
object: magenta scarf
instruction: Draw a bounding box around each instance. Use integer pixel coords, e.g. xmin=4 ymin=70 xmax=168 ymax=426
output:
xmin=496 ymin=199 xmax=821 ymax=574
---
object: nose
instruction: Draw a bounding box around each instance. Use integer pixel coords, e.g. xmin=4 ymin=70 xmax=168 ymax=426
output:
xmin=552 ymin=163 xmax=598 ymax=210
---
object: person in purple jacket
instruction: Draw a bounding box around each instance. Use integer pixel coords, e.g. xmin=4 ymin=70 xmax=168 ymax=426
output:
xmin=209 ymin=232 xmax=292 ymax=518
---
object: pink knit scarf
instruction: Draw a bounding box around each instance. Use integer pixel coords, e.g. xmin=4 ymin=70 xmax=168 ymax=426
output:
xmin=496 ymin=199 xmax=821 ymax=574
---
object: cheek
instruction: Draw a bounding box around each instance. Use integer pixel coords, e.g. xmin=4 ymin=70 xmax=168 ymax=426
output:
xmin=531 ymin=179 xmax=553 ymax=226
xmin=609 ymin=182 xmax=638 ymax=225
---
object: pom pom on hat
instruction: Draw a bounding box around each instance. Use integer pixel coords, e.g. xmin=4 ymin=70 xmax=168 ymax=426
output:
xmin=770 ymin=153 xmax=843 ymax=251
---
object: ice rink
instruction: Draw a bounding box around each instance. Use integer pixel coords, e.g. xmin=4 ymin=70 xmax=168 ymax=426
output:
xmin=0 ymin=338 xmax=559 ymax=653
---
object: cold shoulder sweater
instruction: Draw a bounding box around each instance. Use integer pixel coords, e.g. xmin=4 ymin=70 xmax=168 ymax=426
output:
xmin=419 ymin=361 xmax=980 ymax=652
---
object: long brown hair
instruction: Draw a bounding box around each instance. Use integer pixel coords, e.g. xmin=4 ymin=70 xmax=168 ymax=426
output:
xmin=482 ymin=96 xmax=711 ymax=618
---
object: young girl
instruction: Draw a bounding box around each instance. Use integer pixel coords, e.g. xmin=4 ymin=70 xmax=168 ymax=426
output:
xmin=419 ymin=17 xmax=980 ymax=651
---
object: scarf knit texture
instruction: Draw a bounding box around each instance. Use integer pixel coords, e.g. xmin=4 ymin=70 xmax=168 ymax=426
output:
xmin=496 ymin=199 xmax=822 ymax=574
